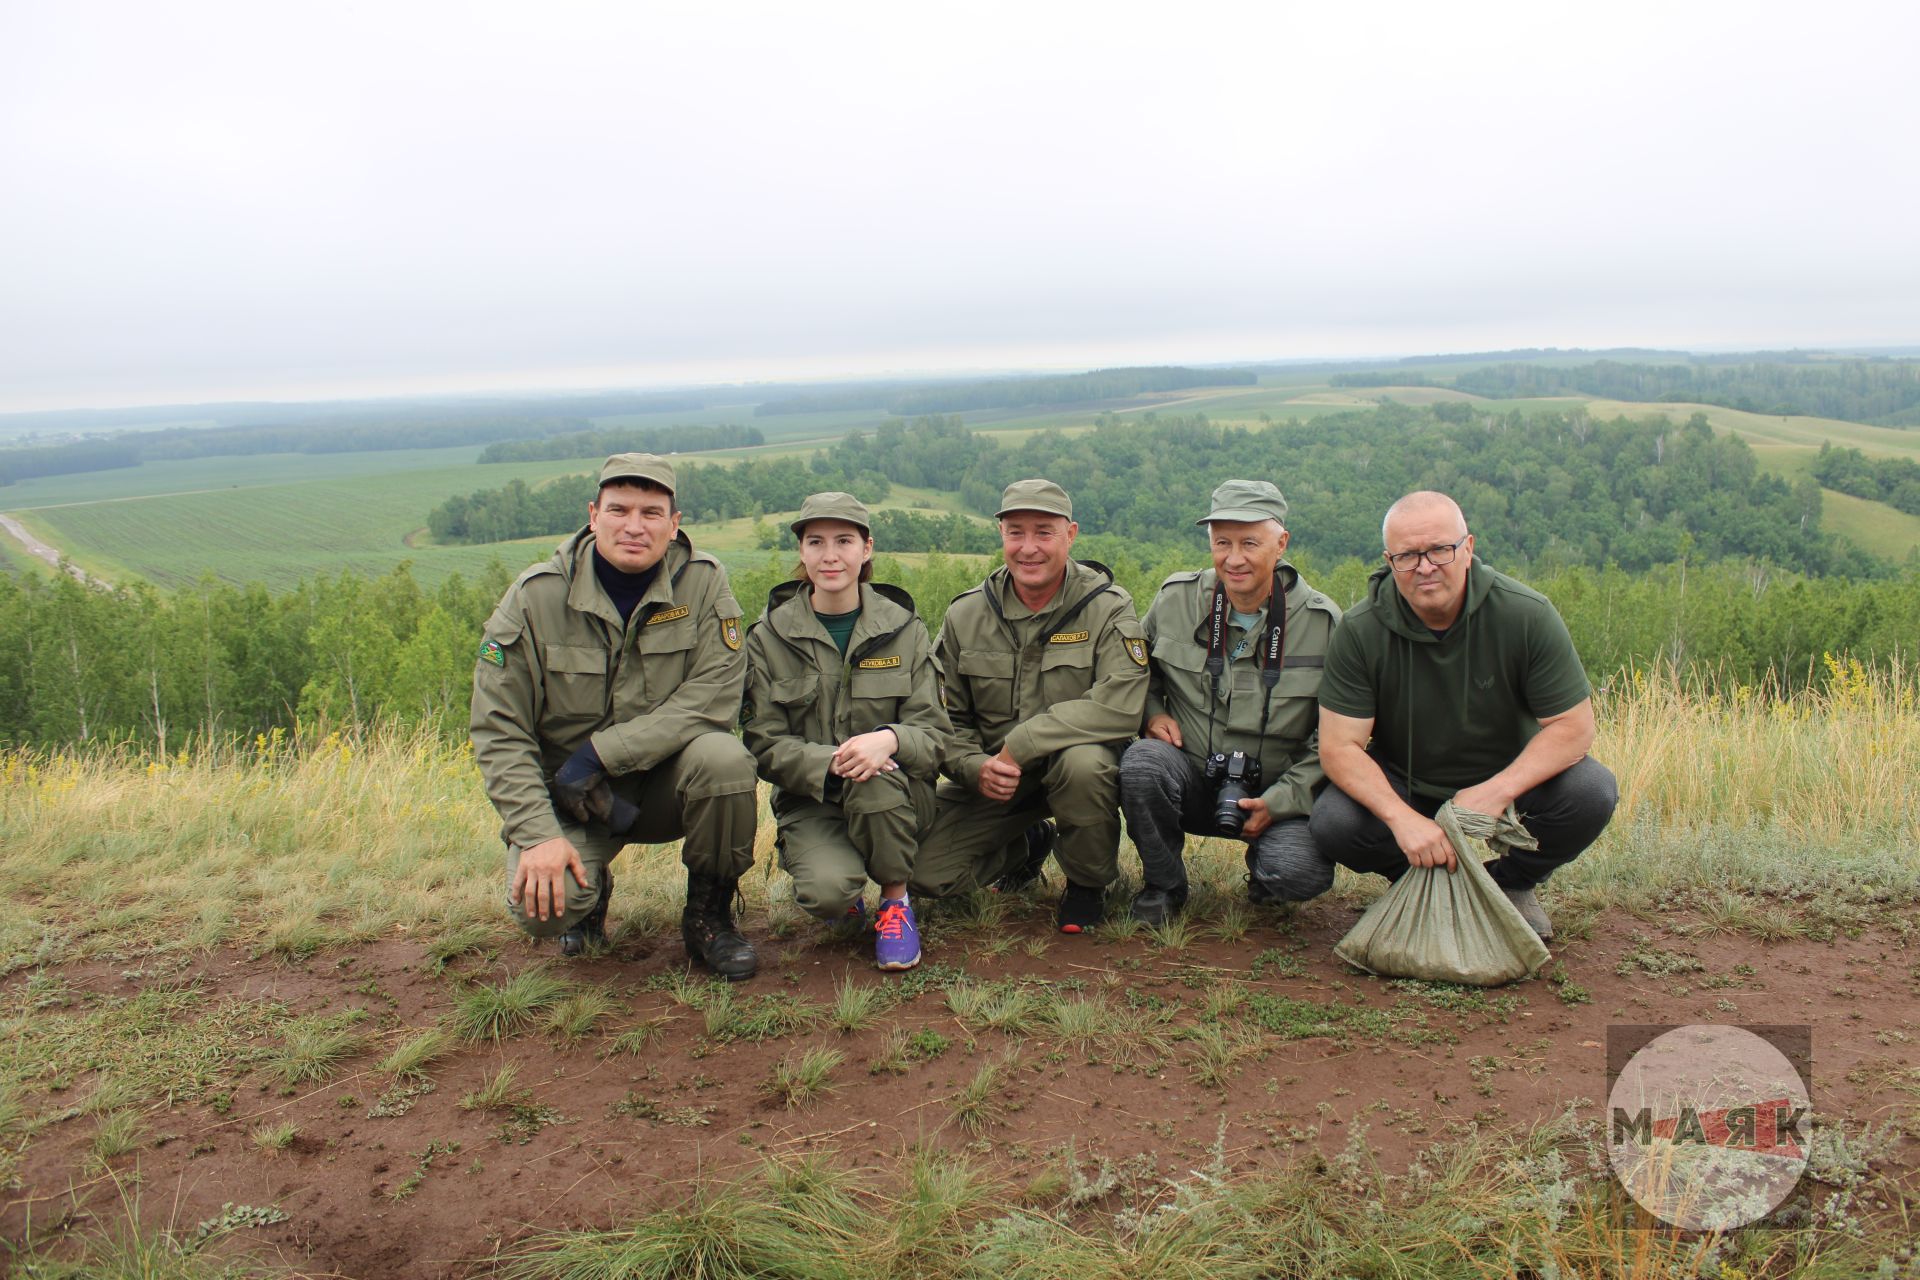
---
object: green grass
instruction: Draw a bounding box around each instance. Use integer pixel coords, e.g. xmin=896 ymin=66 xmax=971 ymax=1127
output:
xmin=544 ymin=988 xmax=619 ymax=1042
xmin=452 ymin=969 xmax=573 ymax=1042
xmin=249 ymin=1120 xmax=296 ymax=1153
xmin=761 ymin=1045 xmax=846 ymax=1110
xmin=947 ymin=1054 xmax=1015 ymax=1135
xmin=376 ymin=1027 xmax=453 ymax=1079
xmin=459 ymin=1061 xmax=524 ymax=1112
xmin=267 ymin=1013 xmax=369 ymax=1085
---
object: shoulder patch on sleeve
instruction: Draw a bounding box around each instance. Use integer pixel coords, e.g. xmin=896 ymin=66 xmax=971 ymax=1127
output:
xmin=1124 ymin=635 xmax=1148 ymax=666
xmin=478 ymin=638 xmax=507 ymax=667
xmin=721 ymin=615 xmax=743 ymax=650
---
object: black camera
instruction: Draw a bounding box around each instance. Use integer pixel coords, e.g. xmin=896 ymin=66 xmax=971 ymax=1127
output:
xmin=1203 ymin=751 xmax=1262 ymax=837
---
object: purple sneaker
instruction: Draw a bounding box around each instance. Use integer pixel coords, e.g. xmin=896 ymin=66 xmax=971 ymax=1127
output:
xmin=873 ymin=897 xmax=921 ymax=971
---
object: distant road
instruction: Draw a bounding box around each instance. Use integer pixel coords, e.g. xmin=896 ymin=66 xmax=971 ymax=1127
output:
xmin=0 ymin=512 xmax=101 ymax=584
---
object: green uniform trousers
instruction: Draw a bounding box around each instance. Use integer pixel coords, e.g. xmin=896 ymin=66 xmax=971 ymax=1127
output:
xmin=776 ymin=769 xmax=935 ymax=920
xmin=505 ymin=731 xmax=758 ymax=938
xmin=910 ymin=742 xmax=1123 ymax=897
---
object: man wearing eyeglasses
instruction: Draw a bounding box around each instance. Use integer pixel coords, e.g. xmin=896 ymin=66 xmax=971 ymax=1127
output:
xmin=1308 ymin=490 xmax=1617 ymax=939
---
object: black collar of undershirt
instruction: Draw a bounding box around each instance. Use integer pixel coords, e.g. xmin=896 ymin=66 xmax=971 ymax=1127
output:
xmin=592 ymin=547 xmax=662 ymax=624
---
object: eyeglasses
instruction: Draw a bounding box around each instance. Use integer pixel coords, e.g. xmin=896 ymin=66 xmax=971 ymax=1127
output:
xmin=1385 ymin=537 xmax=1469 ymax=573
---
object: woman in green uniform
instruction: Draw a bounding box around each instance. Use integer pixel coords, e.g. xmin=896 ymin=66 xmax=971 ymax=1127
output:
xmin=742 ymin=492 xmax=952 ymax=970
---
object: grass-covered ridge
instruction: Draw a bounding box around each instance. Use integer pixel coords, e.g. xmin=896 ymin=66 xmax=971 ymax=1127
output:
xmin=2 ymin=664 xmax=1917 ymax=965
xmin=1 ymin=670 xmax=1917 ymax=1275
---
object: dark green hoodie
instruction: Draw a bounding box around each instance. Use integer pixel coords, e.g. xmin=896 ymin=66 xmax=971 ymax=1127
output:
xmin=1318 ymin=557 xmax=1590 ymax=799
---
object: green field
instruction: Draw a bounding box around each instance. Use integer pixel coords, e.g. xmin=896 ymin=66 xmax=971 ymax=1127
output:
xmin=0 ymin=441 xmax=1000 ymax=590
xmin=9 ymin=375 xmax=1920 ymax=590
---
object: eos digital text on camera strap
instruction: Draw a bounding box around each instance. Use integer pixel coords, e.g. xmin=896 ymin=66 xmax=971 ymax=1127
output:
xmin=1202 ymin=567 xmax=1288 ymax=758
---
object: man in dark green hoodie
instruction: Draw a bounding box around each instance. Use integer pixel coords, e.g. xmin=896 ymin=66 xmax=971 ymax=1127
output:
xmin=1309 ymin=491 xmax=1617 ymax=939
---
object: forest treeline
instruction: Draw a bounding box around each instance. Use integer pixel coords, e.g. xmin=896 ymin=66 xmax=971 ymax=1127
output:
xmin=428 ymin=408 xmax=1881 ymax=576
xmin=476 ymin=423 xmax=764 ymax=464
xmin=1453 ymin=359 xmax=1920 ymax=426
xmin=756 ymin=367 xmax=1253 ymax=416
xmin=3 ymin=553 xmax=1916 ymax=751
xmin=427 ymin=452 xmax=895 ymax=544
xmin=1811 ymin=443 xmax=1920 ymax=516
xmin=754 ymin=507 xmax=1002 ymax=554
xmin=0 ymin=394 xmax=719 ymax=486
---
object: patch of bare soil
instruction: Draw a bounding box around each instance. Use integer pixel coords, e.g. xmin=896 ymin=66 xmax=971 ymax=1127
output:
xmin=5 ymin=904 xmax=1917 ymax=1278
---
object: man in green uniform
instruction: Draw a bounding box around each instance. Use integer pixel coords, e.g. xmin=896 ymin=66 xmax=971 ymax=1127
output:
xmin=908 ymin=479 xmax=1150 ymax=932
xmin=1121 ymin=480 xmax=1342 ymax=925
xmin=470 ymin=453 xmax=760 ymax=979
xmin=1310 ymin=490 xmax=1618 ymax=939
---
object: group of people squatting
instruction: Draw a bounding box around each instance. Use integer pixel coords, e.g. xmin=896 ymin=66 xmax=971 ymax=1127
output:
xmin=470 ymin=453 xmax=1620 ymax=979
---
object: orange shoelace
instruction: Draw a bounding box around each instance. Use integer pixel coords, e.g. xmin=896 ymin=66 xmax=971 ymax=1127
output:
xmin=876 ymin=901 xmax=909 ymax=940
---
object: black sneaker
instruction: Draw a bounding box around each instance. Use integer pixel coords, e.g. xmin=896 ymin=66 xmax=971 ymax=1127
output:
xmin=991 ymin=821 xmax=1056 ymax=893
xmin=559 ymin=870 xmax=613 ymax=957
xmin=1056 ymin=882 xmax=1105 ymax=934
xmin=1129 ymin=884 xmax=1188 ymax=927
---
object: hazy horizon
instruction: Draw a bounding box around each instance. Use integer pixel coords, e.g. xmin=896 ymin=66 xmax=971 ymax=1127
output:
xmin=5 ymin=1 xmax=1916 ymax=416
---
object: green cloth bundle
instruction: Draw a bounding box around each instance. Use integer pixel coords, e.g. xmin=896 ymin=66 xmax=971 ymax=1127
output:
xmin=1333 ymin=801 xmax=1553 ymax=986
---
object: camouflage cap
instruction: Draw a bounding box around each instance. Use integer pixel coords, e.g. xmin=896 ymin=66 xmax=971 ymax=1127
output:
xmin=598 ymin=452 xmax=677 ymax=494
xmin=1197 ymin=479 xmax=1288 ymax=526
xmin=789 ymin=491 xmax=872 ymax=537
xmin=995 ymin=478 xmax=1074 ymax=520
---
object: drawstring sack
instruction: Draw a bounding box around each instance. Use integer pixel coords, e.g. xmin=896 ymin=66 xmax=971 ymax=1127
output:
xmin=1333 ymin=801 xmax=1552 ymax=987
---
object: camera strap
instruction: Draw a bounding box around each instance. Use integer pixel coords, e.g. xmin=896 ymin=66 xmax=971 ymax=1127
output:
xmin=1203 ymin=567 xmax=1289 ymax=757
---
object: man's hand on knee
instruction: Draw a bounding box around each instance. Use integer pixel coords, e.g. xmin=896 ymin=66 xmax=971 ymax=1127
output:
xmin=512 ymin=837 xmax=589 ymax=922
xmin=1389 ymin=812 xmax=1457 ymax=872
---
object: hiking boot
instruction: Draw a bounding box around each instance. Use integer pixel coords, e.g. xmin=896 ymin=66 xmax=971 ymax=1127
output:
xmin=991 ymin=821 xmax=1055 ymax=893
xmin=1056 ymin=882 xmax=1105 ymax=934
xmin=1503 ymin=887 xmax=1554 ymax=940
xmin=1129 ymin=884 xmax=1188 ymax=928
xmin=681 ymin=872 xmax=758 ymax=981
xmin=559 ymin=870 xmax=613 ymax=957
xmin=873 ymin=897 xmax=921 ymax=971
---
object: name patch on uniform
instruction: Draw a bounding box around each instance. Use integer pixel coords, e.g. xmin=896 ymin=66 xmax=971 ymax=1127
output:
xmin=1048 ymin=630 xmax=1090 ymax=644
xmin=478 ymin=639 xmax=505 ymax=667
xmin=646 ymin=604 xmax=691 ymax=625
xmin=857 ymin=655 xmax=902 ymax=669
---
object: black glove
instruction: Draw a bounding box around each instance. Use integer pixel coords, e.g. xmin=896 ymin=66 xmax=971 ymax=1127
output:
xmin=581 ymin=779 xmax=641 ymax=835
xmin=551 ymin=742 xmax=605 ymax=823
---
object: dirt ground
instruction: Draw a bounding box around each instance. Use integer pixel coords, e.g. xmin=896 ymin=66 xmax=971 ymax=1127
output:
xmin=6 ymin=897 xmax=1917 ymax=1278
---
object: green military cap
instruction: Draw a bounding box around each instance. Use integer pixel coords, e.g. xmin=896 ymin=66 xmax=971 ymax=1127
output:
xmin=1197 ymin=479 xmax=1288 ymax=525
xmin=995 ymin=478 xmax=1073 ymax=519
xmin=789 ymin=490 xmax=872 ymax=537
xmin=598 ymin=452 xmax=677 ymax=494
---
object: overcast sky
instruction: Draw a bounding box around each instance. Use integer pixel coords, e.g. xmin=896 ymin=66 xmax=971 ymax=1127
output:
xmin=2 ymin=1 xmax=1916 ymax=413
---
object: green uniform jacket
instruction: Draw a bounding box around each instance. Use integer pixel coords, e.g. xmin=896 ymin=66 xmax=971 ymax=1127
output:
xmin=741 ymin=581 xmax=953 ymax=812
xmin=1318 ymin=557 xmax=1591 ymax=800
xmin=470 ymin=528 xmax=746 ymax=849
xmin=935 ymin=559 xmax=1149 ymax=789
xmin=1143 ymin=563 xmax=1342 ymax=823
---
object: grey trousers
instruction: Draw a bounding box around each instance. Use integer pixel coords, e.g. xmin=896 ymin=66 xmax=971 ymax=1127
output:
xmin=1308 ymin=753 xmax=1618 ymax=890
xmin=1118 ymin=738 xmax=1331 ymax=902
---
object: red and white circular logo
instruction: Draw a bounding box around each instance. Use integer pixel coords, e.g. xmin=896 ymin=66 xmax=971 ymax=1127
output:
xmin=1608 ymin=1024 xmax=1811 ymax=1230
